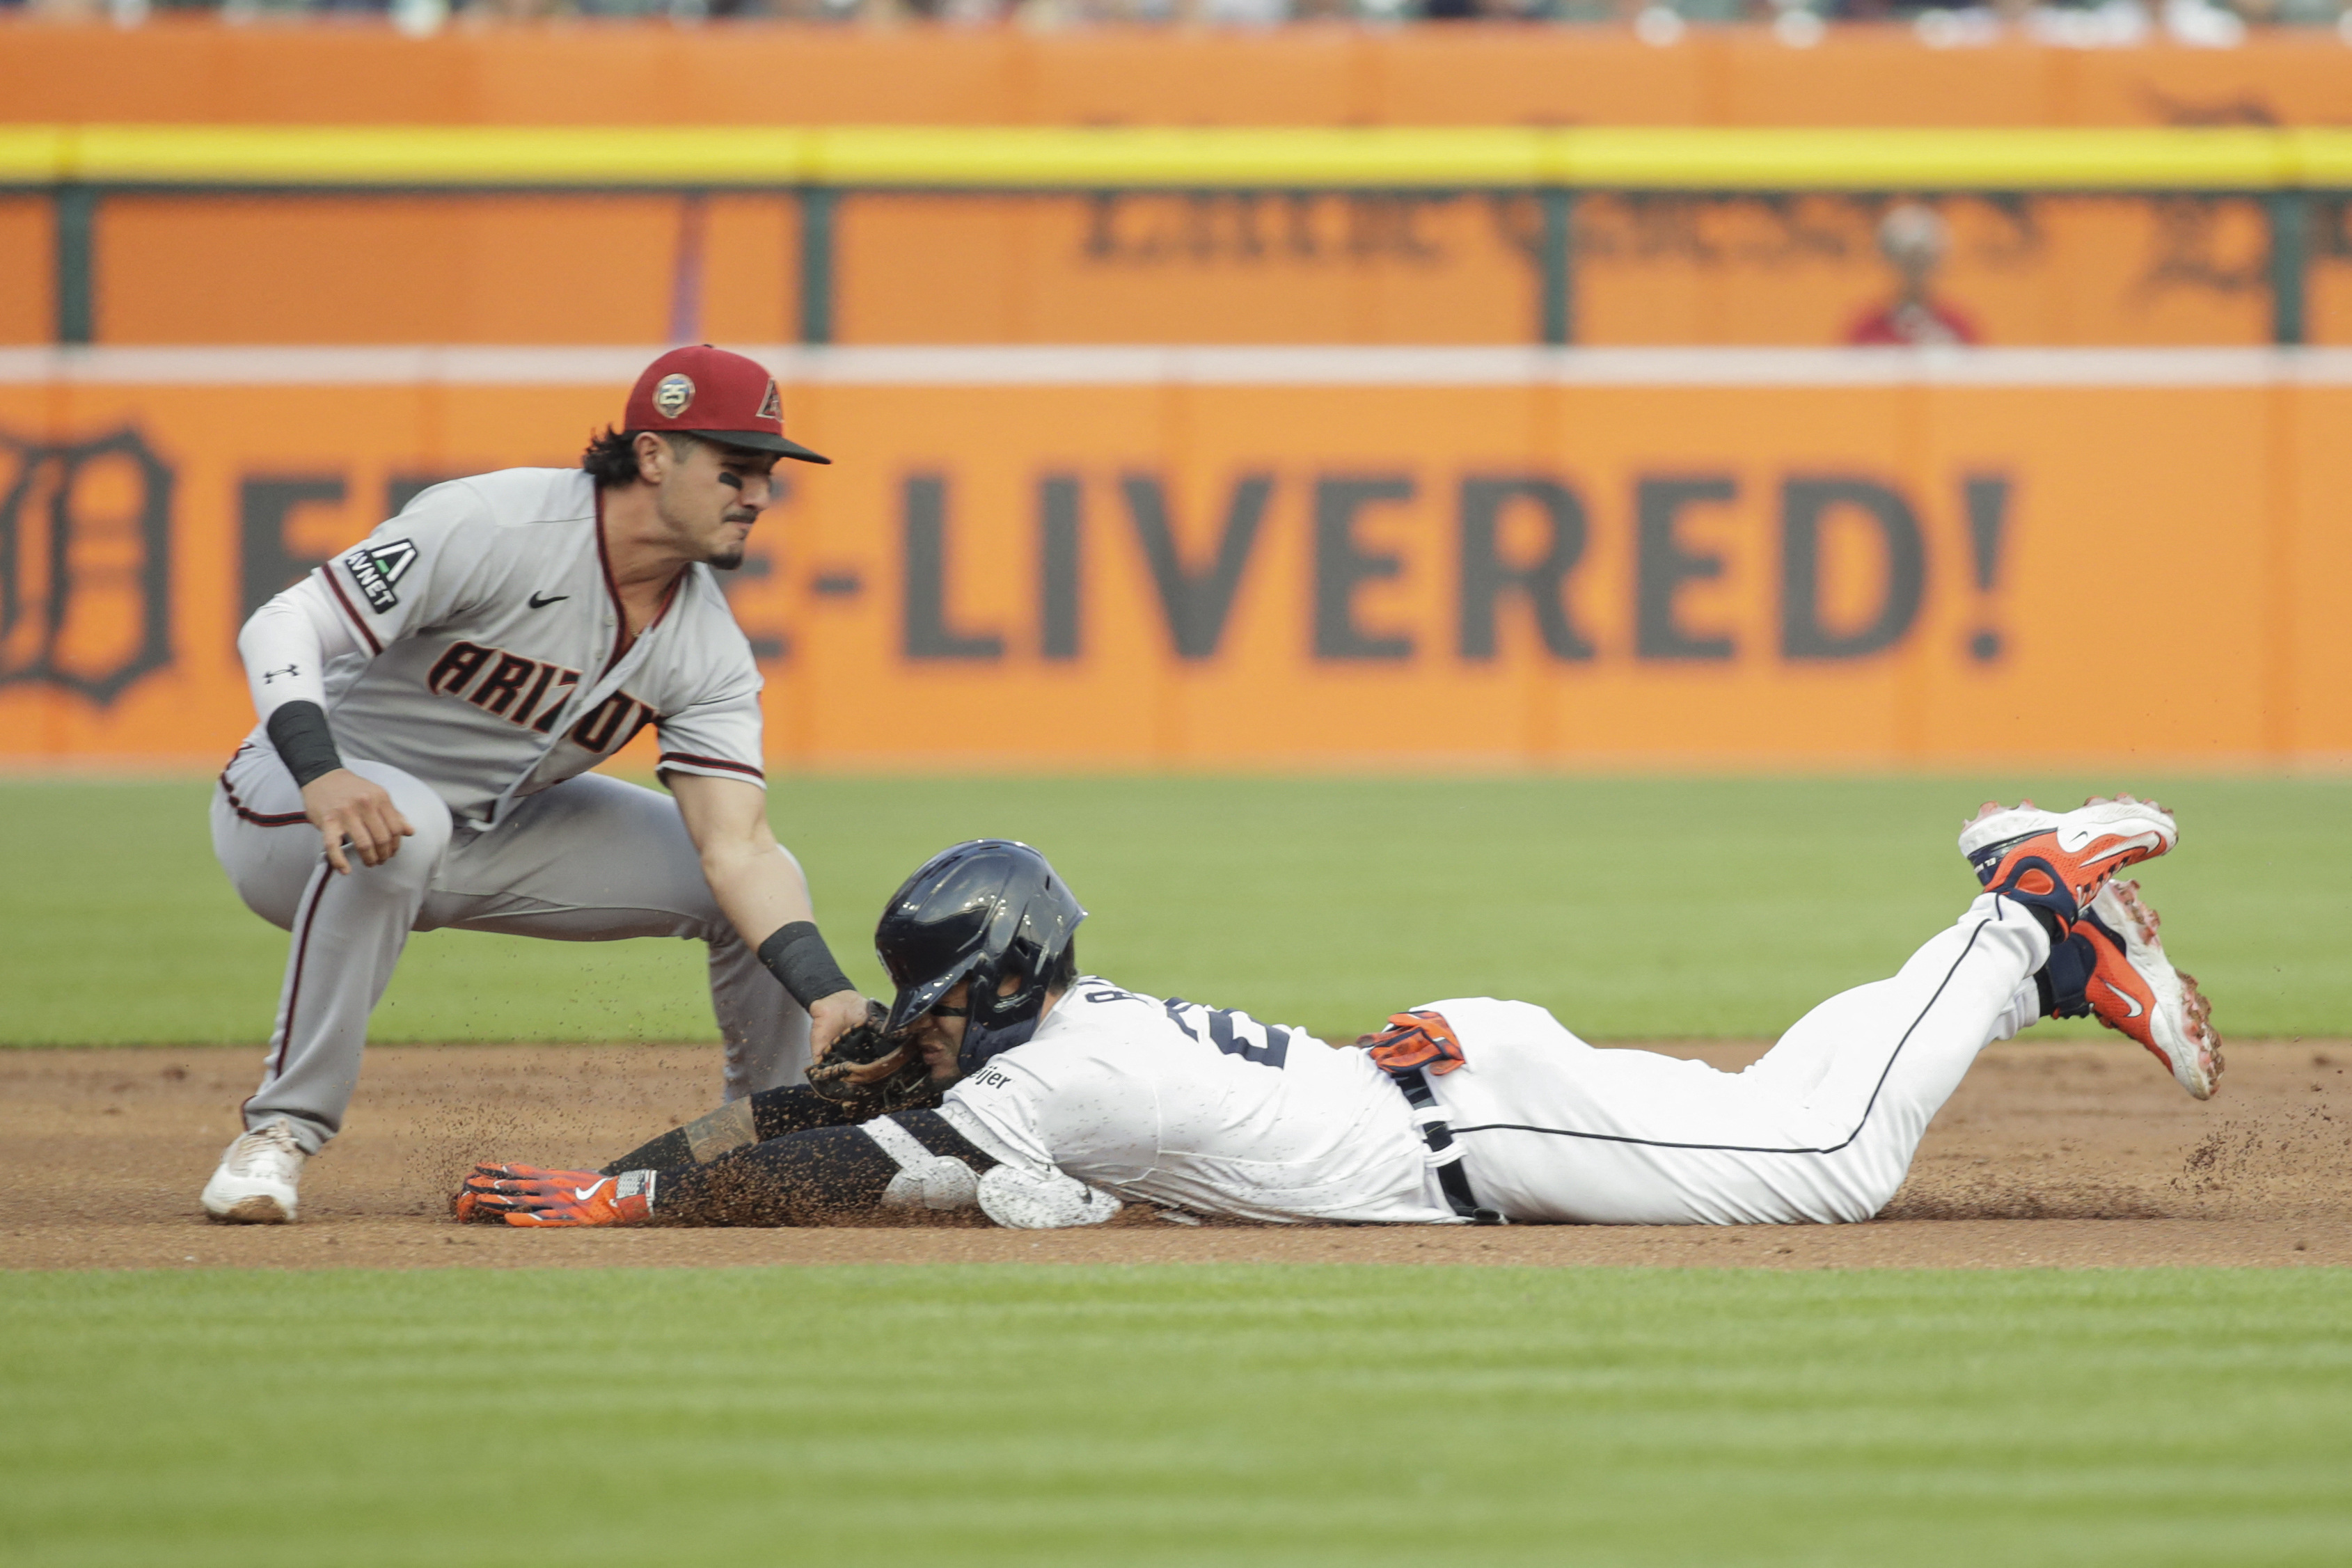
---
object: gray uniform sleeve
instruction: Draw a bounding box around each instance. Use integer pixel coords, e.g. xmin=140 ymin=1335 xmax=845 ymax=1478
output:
xmin=654 ymin=683 xmax=765 ymax=786
xmin=315 ymin=482 xmax=494 ymax=654
xmin=653 ymin=598 xmax=766 ymax=786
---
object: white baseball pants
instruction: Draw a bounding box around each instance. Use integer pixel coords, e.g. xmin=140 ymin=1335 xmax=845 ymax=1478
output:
xmin=1432 ymin=892 xmax=2050 ymax=1225
xmin=210 ymin=744 xmax=810 ymax=1154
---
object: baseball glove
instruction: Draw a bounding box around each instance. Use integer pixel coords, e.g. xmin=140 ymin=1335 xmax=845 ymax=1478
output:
xmin=805 ymin=1000 xmax=941 ymax=1115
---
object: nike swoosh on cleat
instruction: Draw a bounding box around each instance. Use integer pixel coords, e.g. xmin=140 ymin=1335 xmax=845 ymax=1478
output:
xmin=528 ymin=592 xmax=569 ymax=609
xmin=2071 ymin=834 xmax=2161 ymax=866
xmin=2095 ymin=981 xmax=2146 ymax=1018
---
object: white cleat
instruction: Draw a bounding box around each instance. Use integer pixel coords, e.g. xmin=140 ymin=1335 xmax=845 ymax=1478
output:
xmin=1957 ymin=794 xmax=2178 ymax=919
xmin=200 ymin=1121 xmax=307 ymax=1224
xmin=2076 ymin=879 xmax=2223 ymax=1101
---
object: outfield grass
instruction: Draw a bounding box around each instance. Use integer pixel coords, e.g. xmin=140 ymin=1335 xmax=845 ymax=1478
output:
xmin=1 ymin=1265 xmax=2346 ymax=1567
xmin=3 ymin=774 xmax=2339 ymax=1045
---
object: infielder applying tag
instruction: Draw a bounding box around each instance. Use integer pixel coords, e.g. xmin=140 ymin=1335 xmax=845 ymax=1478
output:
xmin=203 ymin=347 xmax=865 ymax=1226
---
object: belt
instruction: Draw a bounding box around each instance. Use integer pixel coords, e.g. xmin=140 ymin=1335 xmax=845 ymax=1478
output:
xmin=1388 ymin=1065 xmax=1505 ymax=1226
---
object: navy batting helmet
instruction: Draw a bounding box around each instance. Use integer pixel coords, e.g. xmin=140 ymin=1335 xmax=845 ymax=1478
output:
xmin=874 ymin=839 xmax=1086 ymax=1075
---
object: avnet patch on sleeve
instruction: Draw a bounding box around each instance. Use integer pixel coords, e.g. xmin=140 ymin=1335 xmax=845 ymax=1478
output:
xmin=343 ymin=539 xmax=419 ymax=613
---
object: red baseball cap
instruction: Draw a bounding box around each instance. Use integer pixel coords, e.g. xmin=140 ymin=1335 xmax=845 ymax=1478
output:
xmin=624 ymin=345 xmax=830 ymax=465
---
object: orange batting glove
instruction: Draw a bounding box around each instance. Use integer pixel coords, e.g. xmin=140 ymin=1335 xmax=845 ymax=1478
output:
xmin=1358 ymin=1010 xmax=1469 ymax=1077
xmin=454 ymin=1165 xmax=656 ymax=1228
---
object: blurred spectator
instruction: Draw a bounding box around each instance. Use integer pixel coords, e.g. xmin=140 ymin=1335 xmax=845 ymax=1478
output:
xmin=1196 ymin=0 xmax=1291 ymax=22
xmin=1847 ymin=202 xmax=1980 ymax=348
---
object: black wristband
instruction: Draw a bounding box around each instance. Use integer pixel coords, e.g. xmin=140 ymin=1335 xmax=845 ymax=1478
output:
xmin=757 ymin=921 xmax=855 ymax=1009
xmin=265 ymin=701 xmax=345 ymax=789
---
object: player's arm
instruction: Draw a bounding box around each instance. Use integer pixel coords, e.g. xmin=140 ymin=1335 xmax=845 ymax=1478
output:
xmin=237 ymin=578 xmax=413 ymax=876
xmin=464 ymin=1103 xmax=1116 ymax=1229
xmin=660 ymin=1111 xmax=997 ymax=1226
xmin=665 ymin=770 xmax=867 ymax=1053
xmin=461 ymin=1109 xmax=997 ymax=1228
xmin=597 ymin=1082 xmax=874 ymax=1175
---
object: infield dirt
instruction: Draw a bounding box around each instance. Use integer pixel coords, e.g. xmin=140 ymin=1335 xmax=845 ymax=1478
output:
xmin=6 ymin=1039 xmax=2349 ymax=1272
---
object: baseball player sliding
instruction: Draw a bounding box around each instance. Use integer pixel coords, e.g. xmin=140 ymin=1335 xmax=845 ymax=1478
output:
xmin=460 ymin=794 xmax=2220 ymax=1230
xmin=205 ymin=347 xmax=874 ymax=1226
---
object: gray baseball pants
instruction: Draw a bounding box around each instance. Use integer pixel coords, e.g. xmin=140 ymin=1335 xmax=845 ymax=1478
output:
xmin=210 ymin=743 xmax=810 ymax=1155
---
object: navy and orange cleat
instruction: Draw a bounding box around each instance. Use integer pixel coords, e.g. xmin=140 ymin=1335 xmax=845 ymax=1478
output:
xmin=1957 ymin=795 xmax=2177 ymax=930
xmin=2065 ymin=880 xmax=2223 ymax=1100
xmin=453 ymin=1165 xmax=656 ymax=1227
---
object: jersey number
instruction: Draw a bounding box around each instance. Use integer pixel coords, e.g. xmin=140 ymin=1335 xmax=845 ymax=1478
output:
xmin=1161 ymin=999 xmax=1291 ymax=1069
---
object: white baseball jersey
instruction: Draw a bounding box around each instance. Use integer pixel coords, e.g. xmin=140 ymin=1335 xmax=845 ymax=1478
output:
xmin=940 ymin=978 xmax=1453 ymax=1225
xmin=239 ymin=466 xmax=764 ymax=826
xmin=928 ymin=893 xmax=2053 ymax=1229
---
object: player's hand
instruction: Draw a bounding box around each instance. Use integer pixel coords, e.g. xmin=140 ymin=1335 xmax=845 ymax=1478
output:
xmin=806 ymin=989 xmax=874 ymax=1063
xmin=455 ymin=1165 xmax=652 ymax=1227
xmin=301 ymin=768 xmax=414 ymax=875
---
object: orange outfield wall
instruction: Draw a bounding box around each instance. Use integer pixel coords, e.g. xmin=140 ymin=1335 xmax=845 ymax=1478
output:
xmin=4 ymin=189 xmax=2333 ymax=350
xmin=2 ymin=362 xmax=2345 ymax=769
xmin=6 ymin=22 xmax=2352 ymax=129
xmin=8 ymin=31 xmax=2351 ymax=354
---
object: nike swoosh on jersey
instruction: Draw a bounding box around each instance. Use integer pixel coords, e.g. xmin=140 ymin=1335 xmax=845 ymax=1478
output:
xmin=528 ymin=592 xmax=570 ymax=609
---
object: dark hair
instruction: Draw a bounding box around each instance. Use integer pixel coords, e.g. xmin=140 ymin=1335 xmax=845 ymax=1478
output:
xmin=581 ymin=427 xmax=700 ymax=489
xmin=1043 ymin=937 xmax=1078 ymax=994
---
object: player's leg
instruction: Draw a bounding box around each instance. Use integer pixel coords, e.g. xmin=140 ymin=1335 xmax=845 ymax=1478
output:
xmin=1718 ymin=796 xmax=2184 ymax=1217
xmin=1733 ymin=974 xmax=2040 ymax=1105
xmin=205 ymin=752 xmax=454 ymax=1221
xmin=213 ymin=743 xmax=337 ymax=928
xmin=1762 ymin=801 xmax=2218 ymax=1105
xmin=1442 ymin=896 xmax=2050 ymax=1224
xmin=420 ymin=772 xmax=810 ymax=1098
xmin=1450 ymin=796 xmax=2177 ymax=1225
xmin=1718 ymin=892 xmax=2054 ymax=1220
xmin=709 ymin=928 xmax=810 ymax=1098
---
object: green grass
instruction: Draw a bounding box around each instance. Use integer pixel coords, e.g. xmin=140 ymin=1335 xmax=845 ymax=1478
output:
xmin=3 ymin=774 xmax=2344 ymax=1045
xmin=2 ymin=1265 xmax=2347 ymax=1567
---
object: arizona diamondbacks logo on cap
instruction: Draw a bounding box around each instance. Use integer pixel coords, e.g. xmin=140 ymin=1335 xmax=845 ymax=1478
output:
xmin=344 ymin=538 xmax=418 ymax=614
xmin=653 ymin=373 xmax=695 ymax=419
xmin=757 ymin=379 xmax=782 ymax=421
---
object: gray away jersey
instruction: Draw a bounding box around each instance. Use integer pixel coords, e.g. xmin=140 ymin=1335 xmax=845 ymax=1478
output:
xmin=251 ymin=467 xmax=765 ymax=825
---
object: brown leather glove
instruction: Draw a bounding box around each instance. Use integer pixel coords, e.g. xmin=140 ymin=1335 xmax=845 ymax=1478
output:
xmin=805 ymin=1000 xmax=941 ymax=1115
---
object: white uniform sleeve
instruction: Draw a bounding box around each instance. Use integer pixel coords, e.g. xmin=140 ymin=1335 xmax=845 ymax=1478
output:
xmin=929 ymin=1103 xmax=1126 ymax=1230
xmin=940 ymin=1043 xmax=1160 ymax=1179
xmin=313 ymin=481 xmax=496 ymax=654
xmin=237 ymin=574 xmax=368 ymax=720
